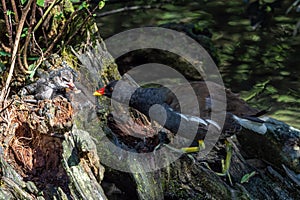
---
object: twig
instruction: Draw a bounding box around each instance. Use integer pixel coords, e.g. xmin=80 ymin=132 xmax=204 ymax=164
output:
xmin=12 ymin=0 xmax=22 ymax=71
xmin=33 ymin=0 xmax=59 ymax=33
xmin=27 ymin=32 xmax=45 ymax=75
xmin=18 ymin=52 xmax=27 ymax=74
xmin=293 ymin=20 xmax=300 ymax=36
xmin=0 ymin=99 xmax=14 ymax=115
xmin=0 ymin=0 xmax=34 ymax=104
xmin=32 ymin=32 xmax=44 ymax=57
xmin=44 ymin=7 xmax=79 ymax=56
xmin=12 ymin=0 xmax=24 ymax=73
xmin=1 ymin=0 xmax=13 ymax=49
xmin=0 ymin=42 xmax=11 ymax=53
xmin=97 ymin=5 xmax=160 ymax=18
xmin=11 ymin=0 xmax=20 ymax=25
xmin=286 ymin=0 xmax=300 ymax=14
xmin=23 ymin=0 xmax=37 ymax=71
xmin=63 ymin=4 xmax=99 ymax=48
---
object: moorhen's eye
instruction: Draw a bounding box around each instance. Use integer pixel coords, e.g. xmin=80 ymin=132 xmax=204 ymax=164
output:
xmin=109 ymin=87 xmax=113 ymax=92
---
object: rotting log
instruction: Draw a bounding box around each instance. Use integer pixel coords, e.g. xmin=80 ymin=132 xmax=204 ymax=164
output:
xmin=0 ymin=67 xmax=108 ymax=199
xmin=236 ymin=117 xmax=300 ymax=174
xmin=75 ymin=40 xmax=300 ymax=199
xmin=0 ymin=39 xmax=299 ymax=199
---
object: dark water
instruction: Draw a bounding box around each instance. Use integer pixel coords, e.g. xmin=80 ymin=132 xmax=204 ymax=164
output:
xmin=96 ymin=0 xmax=300 ymax=128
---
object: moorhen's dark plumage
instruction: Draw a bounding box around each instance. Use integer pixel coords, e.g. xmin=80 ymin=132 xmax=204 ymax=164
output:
xmin=94 ymin=80 xmax=266 ymax=147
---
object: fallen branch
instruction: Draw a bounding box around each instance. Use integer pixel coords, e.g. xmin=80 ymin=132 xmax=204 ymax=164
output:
xmin=97 ymin=5 xmax=161 ymax=18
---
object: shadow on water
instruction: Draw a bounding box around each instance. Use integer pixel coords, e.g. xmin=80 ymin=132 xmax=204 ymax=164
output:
xmin=96 ymin=0 xmax=300 ymax=128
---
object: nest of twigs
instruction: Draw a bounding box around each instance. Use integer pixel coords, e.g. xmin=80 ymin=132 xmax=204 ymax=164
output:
xmin=0 ymin=96 xmax=73 ymax=187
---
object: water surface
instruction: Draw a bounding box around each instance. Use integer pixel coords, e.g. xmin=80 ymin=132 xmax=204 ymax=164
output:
xmin=96 ymin=0 xmax=300 ymax=128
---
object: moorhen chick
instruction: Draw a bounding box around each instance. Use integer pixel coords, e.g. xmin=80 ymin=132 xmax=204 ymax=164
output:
xmin=94 ymin=80 xmax=266 ymax=152
xmin=19 ymin=67 xmax=77 ymax=100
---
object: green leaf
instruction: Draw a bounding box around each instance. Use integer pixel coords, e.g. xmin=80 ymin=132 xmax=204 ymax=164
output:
xmin=242 ymin=80 xmax=270 ymax=101
xmin=28 ymin=64 xmax=36 ymax=79
xmin=6 ymin=10 xmax=13 ymax=16
xmin=222 ymin=141 xmax=232 ymax=174
xmin=37 ymin=0 xmax=45 ymax=7
xmin=262 ymin=0 xmax=276 ymax=3
xmin=276 ymin=95 xmax=297 ymax=103
xmin=251 ymin=35 xmax=260 ymax=41
xmin=28 ymin=64 xmax=35 ymax=71
xmin=0 ymin=51 xmax=11 ymax=57
xmin=256 ymin=80 xmax=270 ymax=87
xmin=21 ymin=0 xmax=28 ymax=5
xmin=266 ymin=85 xmax=277 ymax=94
xmin=54 ymin=12 xmax=63 ymax=20
xmin=241 ymin=171 xmax=256 ymax=184
xmin=0 ymin=62 xmax=6 ymax=73
xmin=64 ymin=0 xmax=75 ymax=13
xmin=274 ymin=55 xmax=284 ymax=62
xmin=79 ymin=2 xmax=88 ymax=10
xmin=279 ymin=71 xmax=290 ymax=76
xmin=265 ymin=6 xmax=272 ymax=12
xmin=29 ymin=71 xmax=36 ymax=79
xmin=99 ymin=0 xmax=106 ymax=9
xmin=21 ymin=28 xmax=29 ymax=38
xmin=27 ymin=57 xmax=39 ymax=61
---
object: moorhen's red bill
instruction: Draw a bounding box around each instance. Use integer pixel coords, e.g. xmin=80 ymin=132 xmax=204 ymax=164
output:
xmin=93 ymin=87 xmax=106 ymax=96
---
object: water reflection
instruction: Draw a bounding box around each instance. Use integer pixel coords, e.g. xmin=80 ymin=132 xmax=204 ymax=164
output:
xmin=96 ymin=0 xmax=300 ymax=128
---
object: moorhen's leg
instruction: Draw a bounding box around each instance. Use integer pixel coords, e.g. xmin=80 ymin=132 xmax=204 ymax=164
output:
xmin=200 ymin=139 xmax=233 ymax=183
xmin=181 ymin=140 xmax=206 ymax=153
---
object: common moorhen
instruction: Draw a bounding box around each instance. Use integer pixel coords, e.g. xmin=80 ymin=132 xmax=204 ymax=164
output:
xmin=94 ymin=80 xmax=265 ymax=152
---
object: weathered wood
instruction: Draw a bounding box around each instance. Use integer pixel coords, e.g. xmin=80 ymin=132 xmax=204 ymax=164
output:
xmin=76 ymin=40 xmax=300 ymax=200
xmin=237 ymin=117 xmax=300 ymax=174
xmin=1 ymin=39 xmax=299 ymax=200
